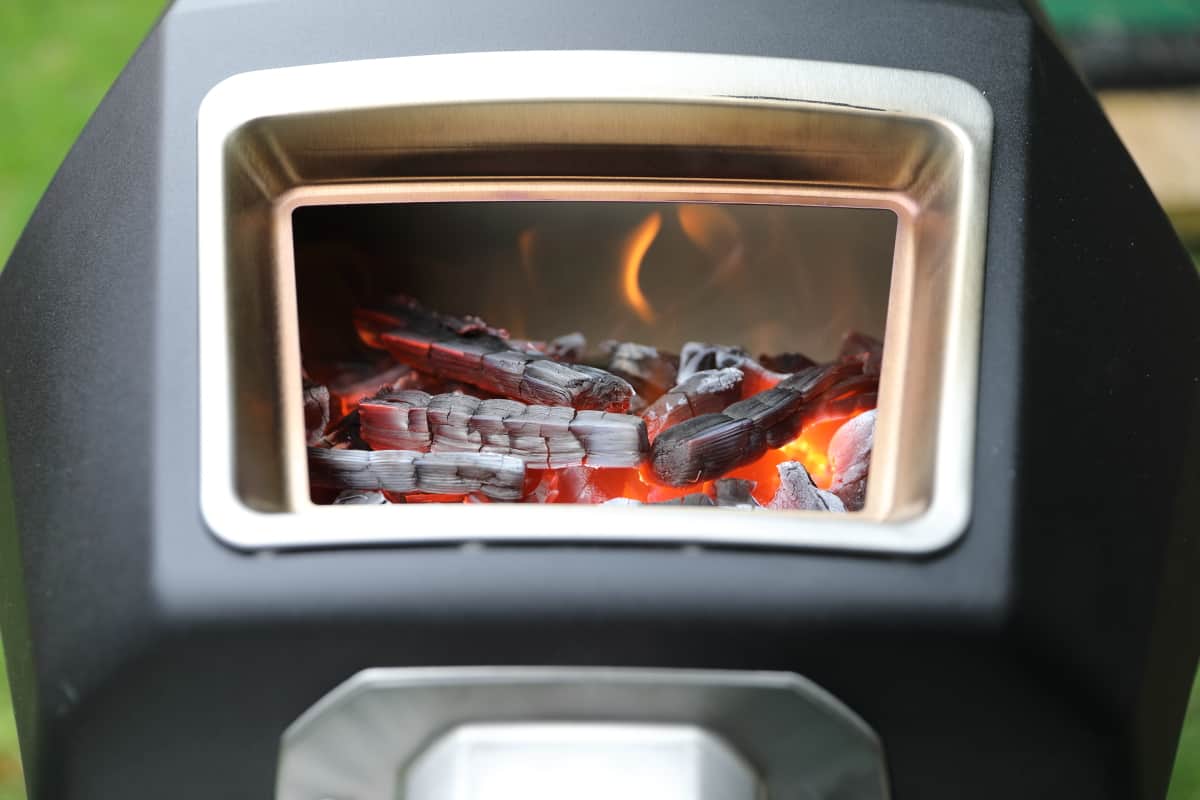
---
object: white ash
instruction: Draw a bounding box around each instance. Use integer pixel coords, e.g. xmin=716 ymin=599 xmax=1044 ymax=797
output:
xmin=828 ymin=409 xmax=876 ymax=512
xmin=308 ymin=447 xmax=526 ymax=501
xmin=547 ymin=332 xmax=587 ymax=362
xmin=359 ymin=390 xmax=648 ymax=469
xmin=354 ymin=298 xmax=633 ymax=411
xmin=332 ymin=489 xmax=389 ymax=505
xmin=676 ymin=342 xmax=755 ymax=384
xmin=767 ymin=462 xmax=846 ymax=512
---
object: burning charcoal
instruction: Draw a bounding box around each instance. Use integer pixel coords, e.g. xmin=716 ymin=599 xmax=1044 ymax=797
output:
xmin=547 ymin=332 xmax=587 ymax=362
xmin=676 ymin=342 xmax=746 ymax=382
xmin=659 ymin=493 xmax=716 ymax=507
xmin=706 ymin=478 xmax=760 ymax=509
xmin=839 ymin=331 xmax=884 ymax=376
xmin=803 ymin=371 xmax=880 ymax=424
xmin=759 ymin=351 xmax=817 ymax=374
xmin=642 ymin=367 xmax=744 ymax=442
xmin=603 ymin=494 xmax=716 ymax=507
xmin=828 ymin=409 xmax=876 ymax=511
xmin=601 ymin=341 xmax=679 ymax=406
xmin=552 ymin=466 xmax=645 ymax=503
xmin=676 ymin=341 xmax=787 ymax=396
xmin=313 ymin=359 xmax=416 ymax=419
xmin=649 ymin=361 xmax=870 ymax=486
xmin=319 ymin=408 xmax=366 ymax=450
xmin=303 ymin=379 xmax=331 ymax=446
xmin=359 ymin=391 xmax=649 ymax=469
xmin=332 ymin=489 xmax=389 ymax=505
xmin=354 ymin=298 xmax=633 ymax=412
xmin=308 ymin=447 xmax=526 ymax=501
xmin=766 ymin=462 xmax=846 ymax=512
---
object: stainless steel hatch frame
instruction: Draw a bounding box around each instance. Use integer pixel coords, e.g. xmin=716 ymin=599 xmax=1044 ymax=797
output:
xmin=197 ymin=50 xmax=992 ymax=552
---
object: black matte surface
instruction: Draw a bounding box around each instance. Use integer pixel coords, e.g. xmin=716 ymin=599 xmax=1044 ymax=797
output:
xmin=0 ymin=0 xmax=1196 ymax=798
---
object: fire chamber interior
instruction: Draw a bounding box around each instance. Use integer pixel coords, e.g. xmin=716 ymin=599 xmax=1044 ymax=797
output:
xmin=293 ymin=202 xmax=896 ymax=364
xmin=295 ymin=200 xmax=895 ymax=509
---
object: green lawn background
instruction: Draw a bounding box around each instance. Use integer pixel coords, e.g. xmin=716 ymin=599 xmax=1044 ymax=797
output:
xmin=0 ymin=1 xmax=1197 ymax=799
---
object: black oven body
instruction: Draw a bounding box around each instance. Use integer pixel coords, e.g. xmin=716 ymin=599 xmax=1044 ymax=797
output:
xmin=1 ymin=0 xmax=1198 ymax=798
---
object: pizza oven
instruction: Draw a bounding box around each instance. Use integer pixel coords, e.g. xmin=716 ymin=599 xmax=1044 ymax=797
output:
xmin=1 ymin=1 xmax=1197 ymax=799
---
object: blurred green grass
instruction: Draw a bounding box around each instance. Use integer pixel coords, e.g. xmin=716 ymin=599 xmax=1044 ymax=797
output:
xmin=0 ymin=645 xmax=19 ymax=800
xmin=0 ymin=0 xmax=165 ymax=267
xmin=1 ymin=4 xmax=167 ymax=796
xmin=0 ymin=1 xmax=1197 ymax=799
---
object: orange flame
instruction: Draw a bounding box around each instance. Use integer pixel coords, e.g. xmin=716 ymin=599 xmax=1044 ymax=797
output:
xmin=620 ymin=212 xmax=662 ymax=323
xmin=518 ymin=227 xmax=538 ymax=284
xmin=677 ymin=205 xmax=739 ymax=257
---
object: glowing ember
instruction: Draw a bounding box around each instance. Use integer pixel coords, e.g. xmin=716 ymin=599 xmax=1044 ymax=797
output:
xmin=309 ymin=287 xmax=880 ymax=511
xmin=620 ymin=213 xmax=662 ymax=323
xmin=778 ymin=416 xmax=853 ymax=490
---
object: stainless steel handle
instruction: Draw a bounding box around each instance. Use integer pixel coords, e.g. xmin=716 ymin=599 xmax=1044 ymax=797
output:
xmin=276 ymin=667 xmax=889 ymax=800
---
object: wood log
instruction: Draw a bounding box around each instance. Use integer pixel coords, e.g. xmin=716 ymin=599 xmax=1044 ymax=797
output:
xmin=828 ymin=409 xmax=876 ymax=511
xmin=359 ymin=390 xmax=649 ymax=469
xmin=766 ymin=462 xmax=846 ymax=511
xmin=307 ymin=447 xmax=526 ymax=500
xmin=354 ymin=298 xmax=633 ymax=412
xmin=648 ymin=360 xmax=870 ymax=486
xmin=642 ymin=367 xmax=744 ymax=442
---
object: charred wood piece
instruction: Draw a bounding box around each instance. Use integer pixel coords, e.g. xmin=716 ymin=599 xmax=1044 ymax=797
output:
xmin=648 ymin=361 xmax=866 ymax=486
xmin=332 ymin=489 xmax=390 ymax=505
xmin=308 ymin=447 xmax=526 ymax=500
xmin=303 ymin=379 xmax=331 ymax=446
xmin=547 ymin=332 xmax=587 ymax=362
xmin=805 ymin=373 xmax=880 ymax=422
xmin=676 ymin=341 xmax=787 ymax=396
xmin=758 ymin=351 xmax=817 ymax=374
xmin=603 ymin=494 xmax=717 ymax=507
xmin=307 ymin=359 xmax=417 ymax=419
xmin=601 ymin=341 xmax=679 ymax=406
xmin=603 ymin=480 xmax=757 ymax=508
xmin=839 ymin=331 xmax=884 ymax=376
xmin=354 ymin=298 xmax=633 ymax=412
xmin=767 ymin=462 xmax=846 ymax=512
xmin=828 ymin=409 xmax=876 ymax=511
xmin=359 ymin=390 xmax=649 ymax=469
xmin=642 ymin=367 xmax=744 ymax=442
xmin=706 ymin=478 xmax=760 ymax=509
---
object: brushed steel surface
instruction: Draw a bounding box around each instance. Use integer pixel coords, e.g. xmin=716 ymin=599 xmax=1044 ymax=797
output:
xmin=197 ymin=50 xmax=992 ymax=552
xmin=275 ymin=667 xmax=889 ymax=800
xmin=403 ymin=723 xmax=759 ymax=800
